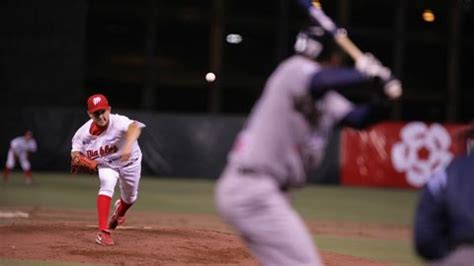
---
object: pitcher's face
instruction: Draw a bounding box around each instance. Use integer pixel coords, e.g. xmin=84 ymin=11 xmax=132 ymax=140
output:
xmin=88 ymin=108 xmax=110 ymax=127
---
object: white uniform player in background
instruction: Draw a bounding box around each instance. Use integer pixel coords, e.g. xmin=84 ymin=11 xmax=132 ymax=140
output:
xmin=3 ymin=130 xmax=37 ymax=184
xmin=71 ymin=94 xmax=145 ymax=246
xmin=215 ymin=27 xmax=401 ymax=265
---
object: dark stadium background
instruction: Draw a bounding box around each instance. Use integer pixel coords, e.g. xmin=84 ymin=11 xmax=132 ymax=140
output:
xmin=0 ymin=0 xmax=472 ymax=122
xmin=0 ymin=2 xmax=471 ymax=264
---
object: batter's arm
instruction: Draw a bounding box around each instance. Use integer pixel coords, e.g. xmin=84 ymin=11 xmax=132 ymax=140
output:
xmin=120 ymin=122 xmax=142 ymax=161
xmin=309 ymin=67 xmax=367 ymax=99
xmin=310 ymin=67 xmax=400 ymax=101
xmin=339 ymin=103 xmax=390 ymax=129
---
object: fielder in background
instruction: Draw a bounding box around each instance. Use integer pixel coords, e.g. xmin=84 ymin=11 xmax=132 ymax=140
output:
xmin=215 ymin=26 xmax=401 ymax=266
xmin=3 ymin=130 xmax=37 ymax=184
xmin=414 ymin=143 xmax=474 ymax=265
xmin=71 ymin=94 xmax=145 ymax=246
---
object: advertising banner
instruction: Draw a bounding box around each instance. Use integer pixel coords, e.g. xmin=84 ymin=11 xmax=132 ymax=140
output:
xmin=341 ymin=122 xmax=471 ymax=188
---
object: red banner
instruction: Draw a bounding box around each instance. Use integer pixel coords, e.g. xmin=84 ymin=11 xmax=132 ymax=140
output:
xmin=341 ymin=122 xmax=471 ymax=188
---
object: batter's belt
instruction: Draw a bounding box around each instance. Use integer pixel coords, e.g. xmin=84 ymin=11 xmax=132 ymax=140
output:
xmin=236 ymin=165 xmax=290 ymax=192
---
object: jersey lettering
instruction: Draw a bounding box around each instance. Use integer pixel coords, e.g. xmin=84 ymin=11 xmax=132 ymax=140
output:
xmin=86 ymin=145 xmax=118 ymax=160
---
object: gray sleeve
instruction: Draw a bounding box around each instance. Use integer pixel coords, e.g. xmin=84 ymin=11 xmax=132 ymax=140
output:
xmin=316 ymin=91 xmax=355 ymax=130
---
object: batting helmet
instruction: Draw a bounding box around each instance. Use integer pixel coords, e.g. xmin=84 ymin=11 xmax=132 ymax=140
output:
xmin=294 ymin=26 xmax=336 ymax=60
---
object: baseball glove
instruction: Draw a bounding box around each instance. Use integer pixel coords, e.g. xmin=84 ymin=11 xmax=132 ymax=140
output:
xmin=71 ymin=154 xmax=98 ymax=174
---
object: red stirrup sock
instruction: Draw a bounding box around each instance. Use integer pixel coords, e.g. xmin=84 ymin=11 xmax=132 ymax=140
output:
xmin=117 ymin=199 xmax=133 ymax=217
xmin=97 ymin=195 xmax=112 ymax=231
xmin=24 ymin=170 xmax=32 ymax=184
xmin=3 ymin=168 xmax=11 ymax=182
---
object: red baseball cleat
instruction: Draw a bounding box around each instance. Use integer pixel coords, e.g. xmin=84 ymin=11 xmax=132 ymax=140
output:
xmin=108 ymin=199 xmax=126 ymax=230
xmin=96 ymin=230 xmax=115 ymax=246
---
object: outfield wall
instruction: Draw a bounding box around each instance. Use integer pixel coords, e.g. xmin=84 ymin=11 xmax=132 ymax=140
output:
xmin=0 ymin=107 xmax=470 ymax=187
xmin=341 ymin=122 xmax=470 ymax=188
xmin=0 ymin=107 xmax=244 ymax=179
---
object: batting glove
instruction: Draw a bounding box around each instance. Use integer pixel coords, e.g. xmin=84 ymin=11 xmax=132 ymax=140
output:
xmin=383 ymin=78 xmax=403 ymax=100
xmin=356 ymin=53 xmax=391 ymax=81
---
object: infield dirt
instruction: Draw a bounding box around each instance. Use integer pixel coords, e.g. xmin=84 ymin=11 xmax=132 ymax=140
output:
xmin=0 ymin=208 xmax=401 ymax=265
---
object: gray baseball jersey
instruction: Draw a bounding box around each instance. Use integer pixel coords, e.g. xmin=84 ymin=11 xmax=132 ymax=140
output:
xmin=228 ymin=55 xmax=354 ymax=188
xmin=216 ymin=55 xmax=356 ymax=266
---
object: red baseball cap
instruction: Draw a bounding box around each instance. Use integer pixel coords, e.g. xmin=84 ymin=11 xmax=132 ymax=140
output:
xmin=87 ymin=94 xmax=110 ymax=113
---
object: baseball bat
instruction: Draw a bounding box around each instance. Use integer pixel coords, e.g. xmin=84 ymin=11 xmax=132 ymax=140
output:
xmin=297 ymin=0 xmax=363 ymax=61
xmin=297 ymin=0 xmax=403 ymax=99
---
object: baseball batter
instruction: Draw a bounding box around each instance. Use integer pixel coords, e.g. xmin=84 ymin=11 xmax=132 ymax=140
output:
xmin=215 ymin=27 xmax=398 ymax=265
xmin=3 ymin=130 xmax=37 ymax=184
xmin=71 ymin=94 xmax=145 ymax=246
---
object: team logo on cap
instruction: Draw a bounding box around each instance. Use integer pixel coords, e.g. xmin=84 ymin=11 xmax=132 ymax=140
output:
xmin=93 ymin=97 xmax=101 ymax=105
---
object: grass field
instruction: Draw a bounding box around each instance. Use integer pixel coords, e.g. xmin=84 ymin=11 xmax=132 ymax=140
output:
xmin=0 ymin=172 xmax=424 ymax=265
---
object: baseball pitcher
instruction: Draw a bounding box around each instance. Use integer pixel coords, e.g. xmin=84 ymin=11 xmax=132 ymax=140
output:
xmin=71 ymin=94 xmax=145 ymax=246
xmin=3 ymin=130 xmax=37 ymax=184
xmin=215 ymin=26 xmax=400 ymax=265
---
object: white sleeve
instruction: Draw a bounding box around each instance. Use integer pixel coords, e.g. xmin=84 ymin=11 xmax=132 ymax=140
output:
xmin=71 ymin=131 xmax=84 ymax=153
xmin=10 ymin=138 xmax=20 ymax=150
xmin=114 ymin=114 xmax=146 ymax=132
xmin=30 ymin=139 xmax=38 ymax=152
xmin=134 ymin=121 xmax=146 ymax=128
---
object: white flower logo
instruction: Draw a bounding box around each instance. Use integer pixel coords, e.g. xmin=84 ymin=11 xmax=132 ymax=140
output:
xmin=391 ymin=122 xmax=453 ymax=187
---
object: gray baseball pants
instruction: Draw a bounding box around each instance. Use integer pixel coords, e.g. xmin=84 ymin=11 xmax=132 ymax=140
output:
xmin=215 ymin=164 xmax=323 ymax=266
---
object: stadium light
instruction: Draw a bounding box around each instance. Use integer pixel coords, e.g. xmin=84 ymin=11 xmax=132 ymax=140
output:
xmin=422 ymin=9 xmax=435 ymax=22
xmin=226 ymin=34 xmax=242 ymax=44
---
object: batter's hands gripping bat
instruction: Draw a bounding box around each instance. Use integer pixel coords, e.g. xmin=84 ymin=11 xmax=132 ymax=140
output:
xmin=297 ymin=0 xmax=403 ymax=100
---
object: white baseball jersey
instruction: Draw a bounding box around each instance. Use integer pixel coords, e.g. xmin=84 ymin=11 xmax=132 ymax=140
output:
xmin=10 ymin=136 xmax=37 ymax=156
xmin=71 ymin=114 xmax=145 ymax=170
xmin=6 ymin=135 xmax=37 ymax=171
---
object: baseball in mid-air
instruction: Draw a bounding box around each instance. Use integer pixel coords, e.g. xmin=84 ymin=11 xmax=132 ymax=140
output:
xmin=205 ymin=72 xmax=216 ymax=83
